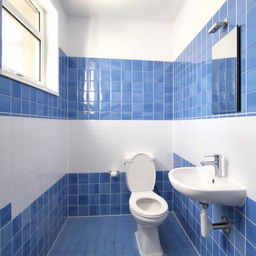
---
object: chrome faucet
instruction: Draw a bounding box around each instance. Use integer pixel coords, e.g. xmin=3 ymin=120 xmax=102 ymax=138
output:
xmin=201 ymin=154 xmax=222 ymax=177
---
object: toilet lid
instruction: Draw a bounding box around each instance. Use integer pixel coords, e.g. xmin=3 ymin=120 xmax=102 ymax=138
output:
xmin=126 ymin=153 xmax=156 ymax=192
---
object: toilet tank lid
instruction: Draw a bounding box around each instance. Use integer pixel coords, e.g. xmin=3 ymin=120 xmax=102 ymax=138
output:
xmin=126 ymin=153 xmax=156 ymax=192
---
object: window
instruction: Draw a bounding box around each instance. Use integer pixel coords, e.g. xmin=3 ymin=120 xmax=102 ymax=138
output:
xmin=1 ymin=0 xmax=59 ymax=95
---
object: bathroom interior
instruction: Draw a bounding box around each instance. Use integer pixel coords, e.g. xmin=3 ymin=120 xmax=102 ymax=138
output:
xmin=0 ymin=0 xmax=256 ymax=255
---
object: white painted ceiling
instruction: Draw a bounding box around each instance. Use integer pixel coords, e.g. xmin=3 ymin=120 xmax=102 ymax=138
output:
xmin=59 ymin=0 xmax=186 ymax=22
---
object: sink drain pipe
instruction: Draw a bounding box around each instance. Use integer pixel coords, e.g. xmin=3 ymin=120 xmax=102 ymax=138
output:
xmin=200 ymin=203 xmax=231 ymax=237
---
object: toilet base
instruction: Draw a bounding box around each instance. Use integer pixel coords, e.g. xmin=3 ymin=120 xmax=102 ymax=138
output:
xmin=135 ymin=224 xmax=163 ymax=256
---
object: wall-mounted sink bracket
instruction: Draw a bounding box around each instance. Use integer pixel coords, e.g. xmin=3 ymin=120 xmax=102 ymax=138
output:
xmin=200 ymin=203 xmax=231 ymax=237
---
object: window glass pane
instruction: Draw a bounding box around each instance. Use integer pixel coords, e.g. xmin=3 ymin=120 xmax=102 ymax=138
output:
xmin=7 ymin=0 xmax=40 ymax=30
xmin=2 ymin=9 xmax=40 ymax=82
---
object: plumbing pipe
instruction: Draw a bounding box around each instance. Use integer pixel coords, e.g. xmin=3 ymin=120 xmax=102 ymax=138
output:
xmin=200 ymin=203 xmax=231 ymax=237
xmin=200 ymin=205 xmax=212 ymax=237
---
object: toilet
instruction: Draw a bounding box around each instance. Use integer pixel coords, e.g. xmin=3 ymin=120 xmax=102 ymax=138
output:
xmin=126 ymin=153 xmax=168 ymax=256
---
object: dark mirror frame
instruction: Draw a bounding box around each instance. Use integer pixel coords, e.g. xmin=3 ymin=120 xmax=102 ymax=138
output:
xmin=211 ymin=26 xmax=241 ymax=115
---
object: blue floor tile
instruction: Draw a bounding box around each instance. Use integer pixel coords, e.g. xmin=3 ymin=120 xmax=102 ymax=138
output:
xmin=48 ymin=213 xmax=197 ymax=256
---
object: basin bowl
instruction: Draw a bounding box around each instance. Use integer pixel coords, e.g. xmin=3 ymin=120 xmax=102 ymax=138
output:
xmin=169 ymin=166 xmax=246 ymax=207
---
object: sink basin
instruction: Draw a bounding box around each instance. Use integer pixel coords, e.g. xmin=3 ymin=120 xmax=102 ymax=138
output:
xmin=169 ymin=166 xmax=246 ymax=207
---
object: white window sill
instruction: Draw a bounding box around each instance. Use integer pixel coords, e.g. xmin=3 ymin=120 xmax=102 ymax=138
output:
xmin=0 ymin=68 xmax=59 ymax=96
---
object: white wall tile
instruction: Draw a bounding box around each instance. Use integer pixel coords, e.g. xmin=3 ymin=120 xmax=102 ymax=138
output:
xmin=173 ymin=117 xmax=256 ymax=201
xmin=2 ymin=114 xmax=256 ymax=217
xmin=0 ymin=116 xmax=68 ymax=218
xmin=68 ymin=120 xmax=173 ymax=173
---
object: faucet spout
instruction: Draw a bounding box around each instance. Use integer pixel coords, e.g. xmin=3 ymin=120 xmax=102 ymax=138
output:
xmin=201 ymin=161 xmax=216 ymax=166
xmin=200 ymin=155 xmax=222 ymax=177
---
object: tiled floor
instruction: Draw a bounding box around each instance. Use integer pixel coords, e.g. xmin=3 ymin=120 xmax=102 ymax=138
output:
xmin=48 ymin=213 xmax=198 ymax=256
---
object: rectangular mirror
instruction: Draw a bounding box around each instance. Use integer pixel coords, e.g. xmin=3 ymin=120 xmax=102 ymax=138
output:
xmin=212 ymin=26 xmax=240 ymax=114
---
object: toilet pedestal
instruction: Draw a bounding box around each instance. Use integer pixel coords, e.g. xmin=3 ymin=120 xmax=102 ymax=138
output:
xmin=126 ymin=154 xmax=168 ymax=256
xmin=135 ymin=223 xmax=163 ymax=256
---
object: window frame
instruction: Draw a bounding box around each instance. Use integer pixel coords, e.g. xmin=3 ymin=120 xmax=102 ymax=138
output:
xmin=0 ymin=0 xmax=59 ymax=95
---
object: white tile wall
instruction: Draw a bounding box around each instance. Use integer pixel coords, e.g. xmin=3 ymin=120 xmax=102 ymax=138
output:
xmin=174 ymin=117 xmax=256 ymax=201
xmin=0 ymin=116 xmax=68 ymax=218
xmin=6 ymin=115 xmax=255 ymax=217
xmin=2 ymin=115 xmax=255 ymax=218
xmin=68 ymin=120 xmax=173 ymax=173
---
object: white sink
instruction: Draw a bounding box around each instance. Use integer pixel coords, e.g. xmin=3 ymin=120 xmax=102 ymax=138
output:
xmin=169 ymin=166 xmax=246 ymax=207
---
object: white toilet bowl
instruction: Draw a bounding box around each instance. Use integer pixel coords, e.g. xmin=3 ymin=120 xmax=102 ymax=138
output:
xmin=130 ymin=191 xmax=168 ymax=256
xmin=126 ymin=153 xmax=169 ymax=256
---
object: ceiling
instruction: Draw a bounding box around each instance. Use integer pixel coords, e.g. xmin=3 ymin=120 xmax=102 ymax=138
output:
xmin=59 ymin=0 xmax=186 ymax=22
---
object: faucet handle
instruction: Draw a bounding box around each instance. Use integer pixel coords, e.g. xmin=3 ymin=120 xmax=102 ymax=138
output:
xmin=204 ymin=154 xmax=221 ymax=159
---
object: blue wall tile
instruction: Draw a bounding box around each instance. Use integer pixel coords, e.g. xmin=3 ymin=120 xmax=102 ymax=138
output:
xmin=68 ymin=57 xmax=173 ymax=120
xmin=0 ymin=77 xmax=11 ymax=96
xmin=1 ymin=1 xmax=256 ymax=122
xmin=247 ymin=240 xmax=256 ymax=255
xmin=0 ymin=203 xmax=11 ymax=228
xmin=67 ymin=171 xmax=173 ymax=217
xmin=0 ymin=175 xmax=67 ymax=256
xmin=174 ymin=0 xmax=256 ymax=119
xmin=0 ymin=49 xmax=68 ymax=119
xmin=12 ymin=214 xmax=22 ymax=237
xmin=1 ymin=56 xmax=172 ymax=121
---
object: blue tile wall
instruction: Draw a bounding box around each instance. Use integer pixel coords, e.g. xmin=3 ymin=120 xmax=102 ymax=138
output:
xmin=0 ymin=49 xmax=68 ymax=119
xmin=173 ymin=153 xmax=256 ymax=256
xmin=174 ymin=0 xmax=256 ymax=120
xmin=67 ymin=171 xmax=173 ymax=217
xmin=0 ymin=175 xmax=67 ymax=256
xmin=67 ymin=58 xmax=173 ymax=120
xmin=212 ymin=57 xmax=238 ymax=114
xmin=1 ymin=1 xmax=256 ymax=122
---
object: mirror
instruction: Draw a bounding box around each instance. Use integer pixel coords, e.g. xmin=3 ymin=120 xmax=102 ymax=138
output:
xmin=212 ymin=26 xmax=240 ymax=114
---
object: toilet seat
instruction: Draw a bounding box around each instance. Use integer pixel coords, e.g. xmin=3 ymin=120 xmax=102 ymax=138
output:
xmin=130 ymin=191 xmax=168 ymax=219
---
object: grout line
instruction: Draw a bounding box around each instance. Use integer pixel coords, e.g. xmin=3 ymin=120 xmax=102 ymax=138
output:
xmin=68 ymin=213 xmax=132 ymax=219
xmin=46 ymin=216 xmax=69 ymax=256
xmin=173 ymin=212 xmax=200 ymax=256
